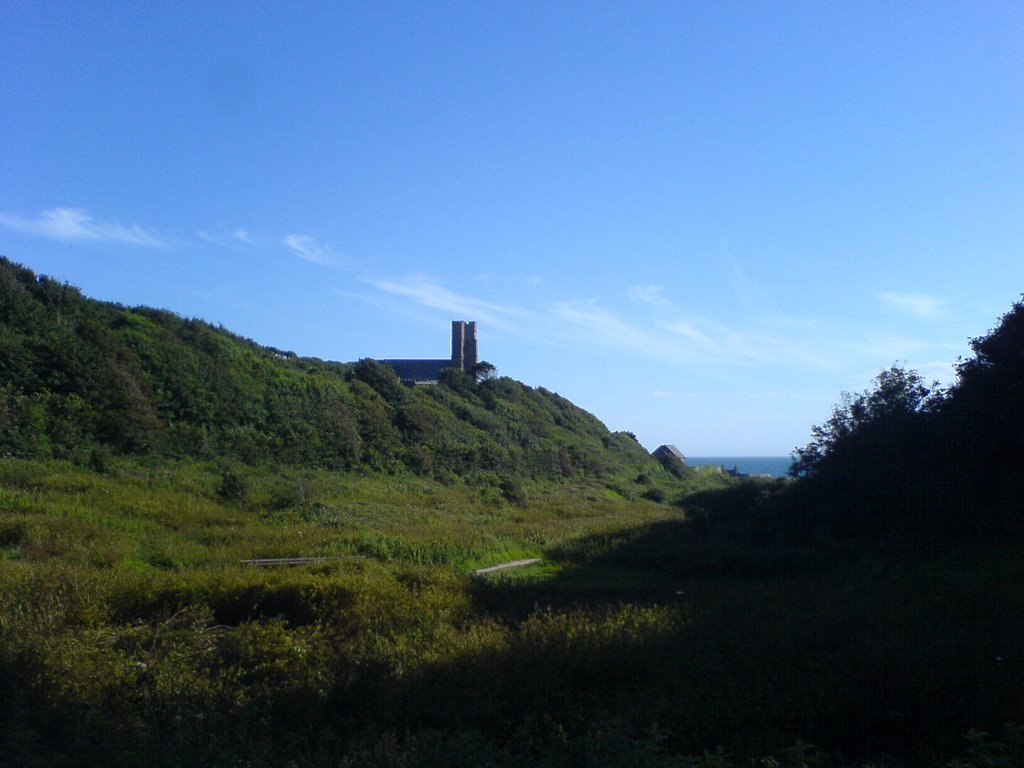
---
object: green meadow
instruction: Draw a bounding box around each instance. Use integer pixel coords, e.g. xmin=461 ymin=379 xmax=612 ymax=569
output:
xmin=2 ymin=457 xmax=1021 ymax=767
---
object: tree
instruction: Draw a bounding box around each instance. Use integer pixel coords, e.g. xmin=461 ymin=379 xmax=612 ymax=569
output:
xmin=350 ymin=358 xmax=406 ymax=405
xmin=438 ymin=366 xmax=476 ymax=394
xmin=942 ymin=297 xmax=1024 ymax=501
xmin=790 ymin=365 xmax=939 ymax=478
xmin=469 ymin=361 xmax=497 ymax=382
xmin=951 ymin=297 xmax=1024 ymax=429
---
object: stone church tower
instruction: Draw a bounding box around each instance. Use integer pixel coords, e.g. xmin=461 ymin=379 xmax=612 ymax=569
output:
xmin=450 ymin=320 xmax=477 ymax=371
xmin=379 ymin=320 xmax=479 ymax=383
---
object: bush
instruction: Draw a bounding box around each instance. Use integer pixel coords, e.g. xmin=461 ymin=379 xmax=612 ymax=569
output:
xmin=641 ymin=487 xmax=666 ymax=503
xmin=88 ymin=445 xmax=112 ymax=474
xmin=499 ymin=477 xmax=527 ymax=506
xmin=216 ymin=466 xmax=248 ymax=503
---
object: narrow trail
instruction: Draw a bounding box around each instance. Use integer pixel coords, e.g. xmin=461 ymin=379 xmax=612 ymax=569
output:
xmin=472 ymin=558 xmax=542 ymax=576
xmin=240 ymin=556 xmax=364 ymax=567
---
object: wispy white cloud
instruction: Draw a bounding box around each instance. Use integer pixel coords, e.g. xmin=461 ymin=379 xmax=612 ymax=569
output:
xmin=844 ymin=332 xmax=946 ymax=365
xmin=668 ymin=315 xmax=832 ymax=369
xmin=282 ymin=234 xmax=338 ymax=265
xmin=627 ymin=284 xmax=671 ymax=307
xmin=722 ymin=242 xmax=770 ymax=311
xmin=661 ymin=318 xmax=721 ymax=352
xmin=553 ymin=300 xmax=704 ymax=364
xmin=365 ymin=274 xmax=835 ymax=371
xmin=876 ymin=291 xmax=945 ymax=318
xmin=366 ymin=275 xmax=530 ymax=333
xmin=395 ymin=286 xmax=696 ymax=365
xmin=199 ymin=227 xmax=256 ymax=248
xmin=0 ymin=207 xmax=167 ymax=246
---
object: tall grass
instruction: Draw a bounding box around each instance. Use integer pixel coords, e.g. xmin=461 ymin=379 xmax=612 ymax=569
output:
xmin=1 ymin=457 xmax=1020 ymax=766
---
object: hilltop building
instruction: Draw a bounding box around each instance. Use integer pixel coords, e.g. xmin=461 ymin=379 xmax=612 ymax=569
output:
xmin=379 ymin=320 xmax=478 ymax=384
xmin=652 ymin=444 xmax=687 ymax=478
xmin=652 ymin=444 xmax=686 ymax=464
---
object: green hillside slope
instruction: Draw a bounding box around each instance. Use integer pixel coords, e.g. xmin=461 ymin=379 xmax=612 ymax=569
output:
xmin=0 ymin=257 xmax=681 ymax=490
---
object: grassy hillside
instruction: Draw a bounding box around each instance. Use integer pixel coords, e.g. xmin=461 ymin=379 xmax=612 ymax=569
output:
xmin=0 ymin=256 xmax=695 ymax=497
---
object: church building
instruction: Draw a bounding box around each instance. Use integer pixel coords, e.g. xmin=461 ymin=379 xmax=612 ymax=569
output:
xmin=379 ymin=320 xmax=478 ymax=384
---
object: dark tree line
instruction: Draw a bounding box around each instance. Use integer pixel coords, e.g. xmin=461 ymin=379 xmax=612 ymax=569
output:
xmin=788 ymin=296 xmax=1024 ymax=539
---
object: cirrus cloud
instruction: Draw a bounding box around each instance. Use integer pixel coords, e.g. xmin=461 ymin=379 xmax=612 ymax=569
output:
xmin=0 ymin=207 xmax=167 ymax=247
xmin=876 ymin=291 xmax=946 ymax=318
xmin=366 ymin=274 xmax=527 ymax=332
xmin=627 ymin=284 xmax=672 ymax=307
xmin=199 ymin=227 xmax=255 ymax=247
xmin=282 ymin=234 xmax=339 ymax=265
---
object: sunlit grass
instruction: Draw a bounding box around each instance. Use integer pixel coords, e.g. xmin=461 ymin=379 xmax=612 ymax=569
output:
xmin=0 ymin=456 xmax=678 ymax=575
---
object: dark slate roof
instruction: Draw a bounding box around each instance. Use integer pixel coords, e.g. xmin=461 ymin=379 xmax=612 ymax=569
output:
xmin=652 ymin=444 xmax=686 ymax=461
xmin=378 ymin=359 xmax=452 ymax=383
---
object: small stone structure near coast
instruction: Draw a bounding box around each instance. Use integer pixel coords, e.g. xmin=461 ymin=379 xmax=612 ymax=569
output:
xmin=379 ymin=320 xmax=478 ymax=384
xmin=651 ymin=444 xmax=686 ymax=465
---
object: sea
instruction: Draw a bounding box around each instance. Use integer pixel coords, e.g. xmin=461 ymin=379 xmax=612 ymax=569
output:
xmin=686 ymin=456 xmax=793 ymax=478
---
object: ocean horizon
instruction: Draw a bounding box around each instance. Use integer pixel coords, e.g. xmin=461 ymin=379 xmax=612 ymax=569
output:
xmin=686 ymin=456 xmax=792 ymax=478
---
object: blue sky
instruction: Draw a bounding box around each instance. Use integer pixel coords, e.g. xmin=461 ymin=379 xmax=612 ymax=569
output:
xmin=2 ymin=2 xmax=1022 ymax=455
